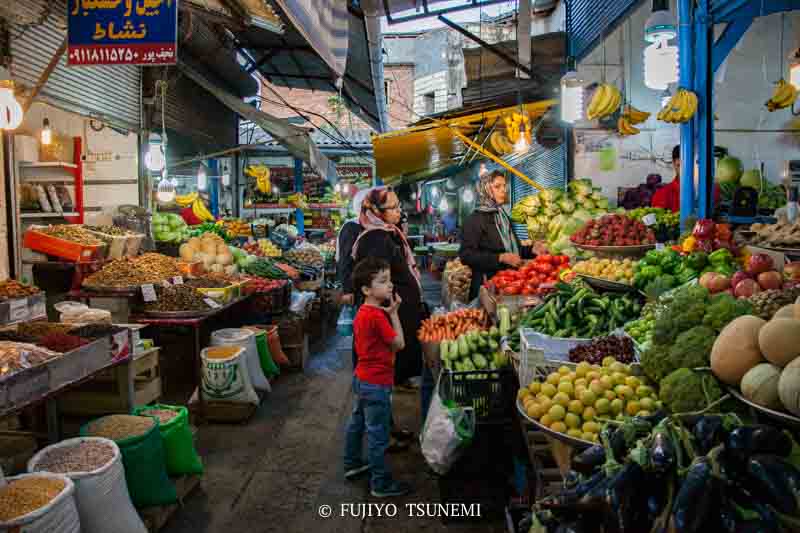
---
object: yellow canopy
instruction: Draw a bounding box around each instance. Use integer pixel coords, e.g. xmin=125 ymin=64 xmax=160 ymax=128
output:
xmin=372 ymin=99 xmax=557 ymax=186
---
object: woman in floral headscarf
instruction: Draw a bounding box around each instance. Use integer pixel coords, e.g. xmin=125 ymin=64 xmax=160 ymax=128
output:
xmin=460 ymin=170 xmax=533 ymax=300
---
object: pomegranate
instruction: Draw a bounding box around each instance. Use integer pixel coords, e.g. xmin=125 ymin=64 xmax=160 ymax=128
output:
xmin=730 ymin=271 xmax=752 ymax=289
xmin=747 ymin=253 xmax=775 ymax=276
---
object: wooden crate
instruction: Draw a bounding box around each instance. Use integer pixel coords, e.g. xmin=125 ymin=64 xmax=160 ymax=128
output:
xmin=57 ymin=348 xmax=162 ymax=416
xmin=526 ymin=430 xmax=569 ymax=499
xmin=283 ymin=334 xmax=309 ymax=371
xmin=187 ymin=387 xmax=262 ymax=424
xmin=138 ymin=474 xmax=202 ymax=532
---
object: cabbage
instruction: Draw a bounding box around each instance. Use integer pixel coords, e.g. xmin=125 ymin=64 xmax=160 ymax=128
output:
xmin=550 ymin=235 xmax=573 ymax=254
xmin=572 ymin=208 xmax=593 ymax=224
xmin=152 ymin=213 xmax=167 ymax=225
xmin=511 ymin=204 xmax=527 ymax=223
xmin=519 ymin=195 xmax=541 ymax=209
xmin=557 ymin=198 xmax=576 ymax=213
xmin=544 ymin=204 xmax=561 ymax=216
xmin=716 ymin=156 xmax=743 ymax=184
xmin=161 ymin=231 xmax=178 ymax=242
xmin=534 ymin=214 xmax=550 ymax=227
xmin=568 ymin=179 xmax=593 ymax=196
xmin=561 ymin=217 xmax=584 ymax=236
xmin=540 ymin=188 xmax=563 ymax=204
xmin=526 ymin=219 xmax=543 ymax=237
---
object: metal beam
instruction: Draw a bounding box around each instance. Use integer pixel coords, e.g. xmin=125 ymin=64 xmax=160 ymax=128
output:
xmin=437 ymin=15 xmax=542 ymax=82
xmin=678 ymin=0 xmax=695 ymax=228
xmin=695 ymin=0 xmax=714 ymax=219
xmin=450 ymin=129 xmax=544 ymax=191
xmin=384 ymin=0 xmax=508 ymax=25
xmin=247 ymin=49 xmax=280 ymax=73
xmin=714 ymin=0 xmax=800 ymax=22
xmin=518 ymin=0 xmax=531 ymax=79
xmin=711 ymin=17 xmax=752 ymax=73
xmin=23 ymin=37 xmax=67 ymax=112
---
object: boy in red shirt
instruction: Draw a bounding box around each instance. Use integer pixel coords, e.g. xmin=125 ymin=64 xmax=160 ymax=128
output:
xmin=343 ymin=257 xmax=412 ymax=497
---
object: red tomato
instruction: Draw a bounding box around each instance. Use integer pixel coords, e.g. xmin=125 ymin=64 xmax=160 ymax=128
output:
xmin=525 ymin=281 xmax=539 ymax=290
xmin=504 ymin=285 xmax=521 ymax=295
xmin=521 ymin=287 xmax=533 ymax=295
xmin=539 ymin=254 xmax=553 ymax=264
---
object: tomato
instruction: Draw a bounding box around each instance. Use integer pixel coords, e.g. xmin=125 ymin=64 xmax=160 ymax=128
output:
xmin=534 ymin=263 xmax=552 ymax=274
xmin=521 ymin=287 xmax=533 ymax=296
xmin=525 ymin=281 xmax=539 ymax=290
xmin=504 ymin=285 xmax=521 ymax=295
xmin=539 ymin=254 xmax=553 ymax=264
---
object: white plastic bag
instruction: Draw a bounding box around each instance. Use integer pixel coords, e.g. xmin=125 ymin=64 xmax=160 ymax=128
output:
xmin=420 ymin=376 xmax=475 ymax=475
xmin=289 ymin=290 xmax=315 ymax=314
xmin=0 ymin=473 xmax=80 ymax=532
xmin=28 ymin=437 xmax=146 ymax=533
xmin=201 ymin=346 xmax=260 ymax=405
xmin=211 ymin=328 xmax=271 ymax=392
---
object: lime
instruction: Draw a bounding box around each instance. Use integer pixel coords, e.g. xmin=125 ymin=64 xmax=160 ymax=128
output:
xmin=625 ymin=376 xmax=641 ymax=390
xmin=589 ymin=380 xmax=605 ymax=395
xmin=548 ymin=404 xmax=566 ymax=421
xmin=582 ymin=421 xmax=600 ymax=434
xmin=540 ymin=383 xmax=557 ymax=398
xmin=558 ymin=382 xmax=575 ymax=396
xmin=580 ymin=389 xmax=597 ymax=406
xmin=583 ymin=406 xmax=596 ymax=421
xmin=600 ymin=375 xmax=615 ymax=390
xmin=639 ymin=397 xmax=655 ymax=412
xmin=610 ymin=398 xmax=624 ymax=415
xmin=546 ymin=373 xmax=561 ymax=385
xmin=564 ymin=413 xmax=581 ymax=429
xmin=636 ymin=385 xmax=654 ymax=398
xmin=568 ymin=399 xmax=584 ymax=414
xmin=574 ymin=378 xmax=588 ymax=389
xmin=553 ymin=392 xmax=571 ymax=407
xmin=614 ymin=385 xmax=634 ymax=400
xmin=528 ymin=381 xmax=542 ymax=395
xmin=604 ymin=390 xmax=617 ymax=401
xmin=611 ymin=372 xmax=627 ymax=386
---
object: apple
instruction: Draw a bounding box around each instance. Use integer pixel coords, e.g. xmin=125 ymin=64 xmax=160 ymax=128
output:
xmin=757 ymin=271 xmax=783 ymax=291
xmin=730 ymin=271 xmax=752 ymax=289
xmin=746 ymin=253 xmax=774 ymax=276
xmin=734 ymin=278 xmax=761 ymax=298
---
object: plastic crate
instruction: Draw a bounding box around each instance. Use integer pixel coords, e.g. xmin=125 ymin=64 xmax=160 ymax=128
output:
xmin=85 ymin=229 xmax=129 ymax=259
xmin=23 ymin=228 xmax=104 ymax=262
xmin=440 ymin=368 xmax=517 ymax=424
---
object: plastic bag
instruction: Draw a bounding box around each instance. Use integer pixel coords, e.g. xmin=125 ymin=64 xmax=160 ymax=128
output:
xmin=132 ymin=405 xmax=204 ymax=476
xmin=337 ymin=305 xmax=354 ymax=336
xmin=289 ymin=290 xmax=315 ymax=314
xmin=420 ymin=376 xmax=475 ymax=475
xmin=244 ymin=327 xmax=279 ymax=378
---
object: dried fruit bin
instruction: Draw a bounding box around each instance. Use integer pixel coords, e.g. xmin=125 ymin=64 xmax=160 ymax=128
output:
xmin=23 ymin=228 xmax=105 ymax=262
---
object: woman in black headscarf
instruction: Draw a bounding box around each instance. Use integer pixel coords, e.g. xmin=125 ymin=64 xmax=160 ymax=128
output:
xmin=460 ymin=170 xmax=534 ymax=300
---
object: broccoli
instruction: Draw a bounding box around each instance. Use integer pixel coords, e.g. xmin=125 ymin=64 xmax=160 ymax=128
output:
xmin=652 ymin=285 xmax=710 ymax=345
xmin=642 ymin=325 xmax=716 ymax=383
xmin=702 ymin=292 xmax=752 ymax=333
xmin=659 ymin=368 xmax=723 ymax=414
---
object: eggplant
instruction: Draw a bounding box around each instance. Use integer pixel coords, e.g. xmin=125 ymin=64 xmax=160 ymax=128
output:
xmin=727 ymin=485 xmax=781 ymax=533
xmin=742 ymin=454 xmax=800 ymax=515
xmin=649 ymin=427 xmax=676 ymax=473
xmin=692 ymin=415 xmax=728 ymax=456
xmin=644 ymin=477 xmax=669 ymax=523
xmin=602 ymin=462 xmax=649 ymax=533
xmin=540 ymin=471 xmax=606 ymax=510
xmin=725 ymin=425 xmax=792 ymax=462
xmin=572 ymin=445 xmax=606 ymax=475
xmin=718 ymin=487 xmax=744 ymax=533
xmin=668 ymin=458 xmax=717 ymax=533
xmin=603 ymin=426 xmax=628 ymax=463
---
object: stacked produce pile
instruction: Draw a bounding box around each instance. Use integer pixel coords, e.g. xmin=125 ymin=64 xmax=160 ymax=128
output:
xmin=711 ymin=304 xmax=800 ymax=417
xmin=85 ymin=225 xmax=132 ymax=236
xmin=145 ymin=284 xmax=212 ymax=313
xmin=679 ymin=218 xmax=734 ymax=253
xmin=530 ymin=416 xmax=800 ymax=533
xmin=519 ymin=358 xmax=660 ymax=442
xmin=633 ymin=248 xmax=737 ymax=298
xmin=38 ymin=225 xmax=103 ymax=245
xmin=179 ymin=234 xmax=238 ymax=275
xmin=189 ymin=222 xmax=228 ymax=241
xmin=242 ymin=277 xmax=289 ymax=295
xmin=318 ymin=242 xmax=336 ymax=263
xmin=573 ymin=257 xmax=636 ymax=285
xmin=0 ymin=475 xmax=67 ymax=521
xmin=638 ymin=284 xmax=752 ymax=413
xmin=83 ymin=253 xmax=181 ymax=288
xmin=568 ymin=335 xmax=636 ymax=364
xmin=443 ymin=258 xmax=471 ymax=303
xmin=716 ymin=156 xmax=785 ymax=210
xmin=152 ymin=212 xmax=191 ymax=244
xmin=517 ymin=283 xmax=642 ymax=339
xmin=511 ymin=179 xmax=612 ymax=256
xmin=417 ymin=308 xmax=492 ymax=343
xmin=748 ymin=216 xmax=800 ymax=248
xmin=0 ymin=279 xmax=40 ymax=300
xmin=624 ymin=302 xmax=659 ymax=349
xmin=284 ymin=246 xmax=324 ymax=273
xmin=488 ymin=255 xmax=570 ymax=296
xmin=244 ymin=257 xmax=293 ymax=280
xmin=242 ymin=239 xmax=282 ymax=258
xmin=223 ymin=219 xmax=251 ymax=238
xmin=570 ymin=214 xmax=655 ymax=247
xmin=440 ymin=328 xmax=509 ymax=371
xmin=627 ymin=207 xmax=680 ymax=240
xmin=0 ymin=341 xmax=61 ymax=380
xmin=37 ymin=333 xmax=90 ymax=353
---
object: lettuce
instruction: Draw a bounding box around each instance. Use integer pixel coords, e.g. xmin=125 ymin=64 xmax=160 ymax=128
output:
xmin=568 ymin=179 xmax=593 ymax=196
xmin=540 ymin=188 xmax=563 ymax=204
xmin=557 ymin=198 xmax=576 ymax=213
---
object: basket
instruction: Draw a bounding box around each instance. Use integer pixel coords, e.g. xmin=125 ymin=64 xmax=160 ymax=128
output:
xmin=440 ymin=368 xmax=516 ymax=424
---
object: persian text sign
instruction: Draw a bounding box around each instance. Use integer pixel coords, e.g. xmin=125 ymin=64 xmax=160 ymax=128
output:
xmin=67 ymin=0 xmax=178 ymax=66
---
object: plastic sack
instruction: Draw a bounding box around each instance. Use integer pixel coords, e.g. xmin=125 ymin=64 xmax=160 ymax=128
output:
xmin=28 ymin=437 xmax=147 ymax=533
xmin=211 ymin=328 xmax=270 ymax=392
xmin=200 ymin=345 xmax=260 ymax=405
xmin=243 ymin=326 xmax=279 ymax=378
xmin=0 ymin=473 xmax=80 ymax=532
xmin=132 ymin=405 xmax=204 ymax=476
xmin=289 ymin=290 xmax=315 ymax=315
xmin=80 ymin=417 xmax=176 ymax=508
xmin=420 ymin=376 xmax=475 ymax=475
xmin=337 ymin=305 xmax=354 ymax=336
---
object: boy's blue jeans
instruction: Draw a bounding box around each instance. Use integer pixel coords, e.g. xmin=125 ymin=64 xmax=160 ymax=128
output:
xmin=344 ymin=377 xmax=392 ymax=489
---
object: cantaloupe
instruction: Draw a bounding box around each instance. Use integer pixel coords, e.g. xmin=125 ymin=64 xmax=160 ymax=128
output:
xmin=711 ymin=315 xmax=766 ymax=386
xmin=779 ymin=357 xmax=800 ymax=416
xmin=775 ymin=304 xmax=796 ymax=319
xmin=741 ymin=363 xmax=782 ymax=410
xmin=758 ymin=318 xmax=800 ymax=367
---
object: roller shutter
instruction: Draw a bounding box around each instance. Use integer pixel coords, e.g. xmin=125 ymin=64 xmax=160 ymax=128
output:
xmin=566 ymin=0 xmax=644 ymax=61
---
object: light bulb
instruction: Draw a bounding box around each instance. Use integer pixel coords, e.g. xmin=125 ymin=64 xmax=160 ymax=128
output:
xmin=197 ymin=166 xmax=208 ymax=191
xmin=560 ymin=70 xmax=584 ymax=123
xmin=273 ymin=185 xmax=280 ymax=195
xmin=791 ymin=62 xmax=800 ymax=90
xmin=144 ymin=143 xmax=165 ymax=172
xmin=411 ymin=192 xmax=417 ymax=200
xmin=462 ymin=188 xmax=475 ymax=203
xmin=431 ymin=185 xmax=440 ymax=198
xmin=222 ymin=173 xmax=230 ymax=187
xmin=644 ymin=37 xmax=679 ymax=90
xmin=439 ymin=197 xmax=449 ymax=211
xmin=479 ymin=162 xmax=488 ymax=176
xmin=41 ymin=118 xmax=52 ymax=146
xmin=0 ymin=81 xmax=23 ymax=131
xmin=513 ymin=136 xmax=530 ymax=153
xmin=156 ymin=178 xmax=176 ymax=203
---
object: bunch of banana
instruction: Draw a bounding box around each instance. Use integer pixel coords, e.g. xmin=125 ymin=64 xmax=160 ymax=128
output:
xmin=617 ymin=105 xmax=650 ymax=137
xmin=287 ymin=192 xmax=307 ymax=208
xmin=766 ymin=79 xmax=798 ymax=111
xmin=191 ymin=198 xmax=215 ymax=222
xmin=245 ymin=164 xmax=272 ymax=194
xmin=489 ymin=131 xmax=514 ymax=155
xmin=501 ymin=112 xmax=531 ymax=145
xmin=657 ymin=88 xmax=698 ymax=123
xmin=587 ymin=84 xmax=622 ymax=120
xmin=175 ymin=191 xmax=198 ymax=207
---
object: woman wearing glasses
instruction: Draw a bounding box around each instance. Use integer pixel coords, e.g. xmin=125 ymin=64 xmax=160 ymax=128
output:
xmin=352 ymin=187 xmax=433 ymax=433
xmin=460 ymin=170 xmax=533 ymax=300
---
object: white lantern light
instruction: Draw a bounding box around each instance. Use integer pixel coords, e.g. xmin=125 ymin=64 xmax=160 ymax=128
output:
xmin=41 ymin=118 xmax=52 ymax=146
xmin=790 ymin=52 xmax=800 ymax=90
xmin=430 ymin=185 xmax=440 ymax=198
xmin=560 ymin=70 xmax=584 ymax=123
xmin=0 ymin=81 xmax=23 ymax=131
xmin=513 ymin=136 xmax=530 ymax=154
xmin=439 ymin=196 xmax=449 ymax=211
xmin=144 ymin=142 xmax=166 ymax=172
xmin=462 ymin=187 xmax=475 ymax=203
xmin=156 ymin=177 xmax=176 ymax=203
xmin=644 ymin=37 xmax=679 ymax=90
xmin=222 ymin=173 xmax=231 ymax=187
xmin=197 ymin=165 xmax=208 ymax=191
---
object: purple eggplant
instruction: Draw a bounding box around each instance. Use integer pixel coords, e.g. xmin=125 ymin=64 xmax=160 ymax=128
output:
xmin=649 ymin=426 xmax=675 ymax=474
xmin=572 ymin=445 xmax=606 ymax=475
xmin=602 ymin=462 xmax=649 ymax=533
xmin=727 ymin=485 xmax=781 ymax=533
xmin=668 ymin=458 xmax=717 ymax=532
xmin=725 ymin=426 xmax=792 ymax=463
xmin=540 ymin=471 xmax=606 ymax=510
xmin=692 ymin=415 xmax=728 ymax=456
xmin=742 ymin=454 xmax=800 ymax=515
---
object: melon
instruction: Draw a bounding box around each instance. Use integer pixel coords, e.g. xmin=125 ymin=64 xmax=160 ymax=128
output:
xmin=741 ymin=363 xmax=782 ymax=410
xmin=711 ymin=315 xmax=766 ymax=386
xmin=775 ymin=304 xmax=796 ymax=319
xmin=758 ymin=318 xmax=800 ymax=367
xmin=740 ymin=169 xmax=762 ymax=189
xmin=779 ymin=357 xmax=800 ymax=416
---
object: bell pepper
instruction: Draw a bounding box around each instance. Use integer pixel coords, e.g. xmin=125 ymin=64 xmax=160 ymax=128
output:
xmin=692 ymin=219 xmax=716 ymax=240
xmin=685 ymin=251 xmax=709 ymax=271
xmin=660 ymin=251 xmax=681 ymax=273
xmin=708 ymin=249 xmax=734 ymax=267
xmin=715 ymin=223 xmax=732 ymax=241
xmin=712 ymin=263 xmax=736 ymax=277
xmin=676 ymin=265 xmax=699 ymax=284
xmin=682 ymin=236 xmax=697 ymax=253
xmin=643 ymin=250 xmax=664 ymax=266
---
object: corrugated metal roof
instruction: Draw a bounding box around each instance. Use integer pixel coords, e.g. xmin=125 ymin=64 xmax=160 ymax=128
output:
xmin=243 ymin=127 xmax=374 ymax=150
xmin=566 ymin=0 xmax=644 ymax=60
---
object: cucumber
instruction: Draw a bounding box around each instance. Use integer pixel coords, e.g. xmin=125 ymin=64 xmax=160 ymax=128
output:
xmin=458 ymin=335 xmax=470 ymax=357
xmin=440 ymin=340 xmax=450 ymax=361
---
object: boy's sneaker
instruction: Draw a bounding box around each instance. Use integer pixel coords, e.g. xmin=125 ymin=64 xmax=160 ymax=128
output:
xmin=371 ymin=480 xmax=413 ymax=498
xmin=344 ymin=464 xmax=370 ymax=481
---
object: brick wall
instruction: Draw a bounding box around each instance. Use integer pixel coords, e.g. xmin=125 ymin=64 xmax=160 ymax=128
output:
xmin=384 ymin=64 xmax=415 ymax=129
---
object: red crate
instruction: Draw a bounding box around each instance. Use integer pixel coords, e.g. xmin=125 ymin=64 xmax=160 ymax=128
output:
xmin=23 ymin=229 xmax=104 ymax=262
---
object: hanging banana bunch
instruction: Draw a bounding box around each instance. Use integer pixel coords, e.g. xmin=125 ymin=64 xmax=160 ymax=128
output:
xmin=175 ymin=191 xmax=198 ymax=207
xmin=617 ymin=105 xmax=650 ymax=137
xmin=489 ymin=130 xmax=514 ymax=155
xmin=245 ymin=164 xmax=272 ymax=194
xmin=191 ymin=198 xmax=215 ymax=222
xmin=766 ymin=78 xmax=798 ymax=111
xmin=657 ymin=88 xmax=698 ymax=124
xmin=586 ymin=84 xmax=622 ymax=120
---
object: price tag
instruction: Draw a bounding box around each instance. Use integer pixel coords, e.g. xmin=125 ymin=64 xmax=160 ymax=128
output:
xmin=204 ymin=298 xmax=221 ymax=309
xmin=172 ymin=276 xmax=184 ymax=285
xmin=141 ymin=284 xmax=157 ymax=302
xmin=9 ymin=299 xmax=29 ymax=323
xmin=642 ymin=213 xmax=657 ymax=226
xmin=655 ymin=243 xmax=665 ymax=251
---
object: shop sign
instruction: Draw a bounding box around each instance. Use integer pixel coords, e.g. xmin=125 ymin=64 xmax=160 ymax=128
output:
xmin=268 ymin=166 xmax=373 ymax=182
xmin=67 ymin=0 xmax=178 ymax=66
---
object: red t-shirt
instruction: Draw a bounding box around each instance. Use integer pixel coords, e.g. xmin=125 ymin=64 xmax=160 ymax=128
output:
xmin=353 ymin=304 xmax=397 ymax=386
xmin=651 ymin=178 xmax=720 ymax=213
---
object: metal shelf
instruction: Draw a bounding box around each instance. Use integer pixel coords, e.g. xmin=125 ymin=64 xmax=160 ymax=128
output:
xmin=18 ymin=177 xmax=74 ymax=183
xmin=20 ymin=212 xmax=79 ymax=219
xmin=19 ymin=161 xmax=78 ymax=170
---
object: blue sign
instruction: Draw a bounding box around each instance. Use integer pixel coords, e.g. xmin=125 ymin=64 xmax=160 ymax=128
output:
xmin=67 ymin=0 xmax=178 ymax=66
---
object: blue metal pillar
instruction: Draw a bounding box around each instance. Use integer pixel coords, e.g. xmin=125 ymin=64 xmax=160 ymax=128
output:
xmin=294 ymin=157 xmax=305 ymax=236
xmin=695 ymin=0 xmax=714 ymax=219
xmin=678 ymin=0 xmax=695 ymax=228
xmin=208 ymin=159 xmax=220 ymax=219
